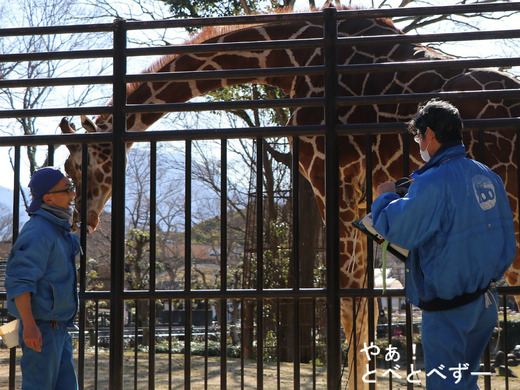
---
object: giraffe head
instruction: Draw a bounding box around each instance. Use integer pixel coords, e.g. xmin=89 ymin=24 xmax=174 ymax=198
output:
xmin=59 ymin=116 xmax=114 ymax=232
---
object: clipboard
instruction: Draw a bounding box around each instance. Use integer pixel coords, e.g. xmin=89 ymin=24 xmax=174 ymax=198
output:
xmin=352 ymin=214 xmax=408 ymax=262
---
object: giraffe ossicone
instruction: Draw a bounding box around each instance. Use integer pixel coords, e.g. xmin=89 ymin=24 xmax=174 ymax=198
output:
xmin=60 ymin=6 xmax=520 ymax=389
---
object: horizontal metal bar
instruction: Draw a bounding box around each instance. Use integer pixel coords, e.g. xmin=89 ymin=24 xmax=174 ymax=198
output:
xmin=2 ymin=2 xmax=515 ymax=39
xmin=69 ymin=284 xmax=520 ymax=300
xmin=126 ymin=97 xmax=322 ymax=114
xmin=4 ymin=85 xmax=520 ymax=121
xmin=1 ymin=116 xmax=518 ymax=147
xmin=337 ymin=2 xmax=520 ymax=20
xmin=338 ymin=57 xmax=520 ymax=75
xmin=0 ymin=75 xmax=113 ymax=89
xmin=5 ymin=29 xmax=517 ymax=66
xmin=126 ymin=37 xmax=323 ymax=57
xmin=0 ymin=106 xmax=112 ymax=120
xmin=337 ymin=89 xmax=520 ymax=107
xmin=0 ymin=131 xmax=114 ymax=147
xmin=125 ymin=11 xmax=322 ymax=31
xmin=123 ymin=124 xmax=325 ymax=142
xmin=337 ymin=118 xmax=520 ymax=136
xmin=0 ymin=124 xmax=324 ymax=146
xmin=338 ymin=29 xmax=520 ymax=47
xmin=0 ymin=22 xmax=115 ymax=37
xmin=0 ymin=49 xmax=113 ymax=63
xmin=125 ymin=65 xmax=324 ymax=83
xmin=3 ymin=54 xmax=519 ymax=91
xmin=3 ymin=283 xmax=520 ymax=302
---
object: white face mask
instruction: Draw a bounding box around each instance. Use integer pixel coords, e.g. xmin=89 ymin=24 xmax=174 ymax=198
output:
xmin=420 ymin=139 xmax=432 ymax=162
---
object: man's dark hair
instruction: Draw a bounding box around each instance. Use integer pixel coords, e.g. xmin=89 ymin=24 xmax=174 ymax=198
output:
xmin=408 ymin=99 xmax=463 ymax=143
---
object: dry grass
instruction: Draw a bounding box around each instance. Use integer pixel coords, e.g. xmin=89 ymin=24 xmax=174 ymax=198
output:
xmin=2 ymin=348 xmax=520 ymax=389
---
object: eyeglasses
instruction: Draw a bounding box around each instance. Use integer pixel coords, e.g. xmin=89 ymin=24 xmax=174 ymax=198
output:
xmin=47 ymin=186 xmax=75 ymax=195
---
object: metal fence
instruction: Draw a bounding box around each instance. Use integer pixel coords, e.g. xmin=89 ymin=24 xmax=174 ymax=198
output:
xmin=1 ymin=3 xmax=520 ymax=390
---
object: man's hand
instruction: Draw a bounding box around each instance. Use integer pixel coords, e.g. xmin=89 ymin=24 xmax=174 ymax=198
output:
xmin=22 ymin=322 xmax=42 ymax=352
xmin=14 ymin=292 xmax=42 ymax=352
xmin=377 ymin=181 xmax=396 ymax=195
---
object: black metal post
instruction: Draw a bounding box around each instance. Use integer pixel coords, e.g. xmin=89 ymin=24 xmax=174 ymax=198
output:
xmin=185 ymin=139 xmax=193 ymax=389
xmin=365 ymin=133 xmax=377 ymax=390
xmin=323 ymin=6 xmax=341 ymax=390
xmin=220 ymin=139 xmax=228 ymax=389
xmin=292 ymin=137 xmax=301 ymax=389
xmin=109 ymin=17 xmax=128 ymax=390
xmin=149 ymin=141 xmax=157 ymax=390
xmin=9 ymin=146 xmax=21 ymax=390
xmin=256 ymin=137 xmax=264 ymax=389
xmin=78 ymin=142 xmax=89 ymax=390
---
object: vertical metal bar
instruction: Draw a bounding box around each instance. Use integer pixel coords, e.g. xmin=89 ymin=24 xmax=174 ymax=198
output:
xmin=134 ymin=300 xmax=139 ymax=390
xmin=387 ymin=297 xmax=393 ymax=389
xmin=405 ymin=303 xmax=414 ymax=390
xmin=94 ymin=301 xmax=99 ymax=389
xmin=204 ymin=299 xmax=209 ymax=390
xmin=78 ymin=142 xmax=89 ymax=390
xmin=292 ymin=137 xmax=301 ymax=389
xmin=256 ymin=137 xmax=264 ymax=390
xmin=168 ymin=300 xmax=173 ymax=390
xmin=47 ymin=145 xmax=55 ymax=166
xmin=8 ymin=145 xmax=21 ymax=390
xmin=351 ymin=300 xmax=358 ymax=388
xmin=185 ymin=140 xmax=193 ymax=389
xmin=365 ymin=133 xmax=376 ymax=390
xmin=220 ymin=139 xmax=228 ymax=389
xmin=312 ymin=300 xmax=317 ymax=390
xmin=109 ymin=17 xmax=127 ymax=390
xmin=483 ymin=343 xmax=491 ymax=390
xmin=149 ymin=141 xmax=157 ymax=390
xmin=503 ymin=295 xmax=510 ymax=390
xmin=241 ymin=297 xmax=245 ymax=390
xmin=323 ymin=6 xmax=341 ymax=390
xmin=276 ymin=300 xmax=281 ymax=390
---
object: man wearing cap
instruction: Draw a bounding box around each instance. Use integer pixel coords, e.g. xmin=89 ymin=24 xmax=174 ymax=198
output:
xmin=371 ymin=100 xmax=516 ymax=389
xmin=5 ymin=167 xmax=80 ymax=390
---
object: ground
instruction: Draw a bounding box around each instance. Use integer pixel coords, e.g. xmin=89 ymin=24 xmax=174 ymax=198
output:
xmin=1 ymin=348 xmax=520 ymax=389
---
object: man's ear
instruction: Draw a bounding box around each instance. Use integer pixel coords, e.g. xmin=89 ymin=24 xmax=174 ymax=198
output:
xmin=426 ymin=127 xmax=436 ymax=142
xmin=42 ymin=193 xmax=52 ymax=205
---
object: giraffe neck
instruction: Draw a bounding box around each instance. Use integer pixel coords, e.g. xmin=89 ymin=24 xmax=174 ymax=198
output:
xmin=94 ymin=16 xmax=407 ymax=133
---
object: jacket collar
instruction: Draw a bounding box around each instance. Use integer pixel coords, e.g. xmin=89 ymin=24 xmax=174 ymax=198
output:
xmin=32 ymin=208 xmax=73 ymax=232
xmin=411 ymin=140 xmax=466 ymax=178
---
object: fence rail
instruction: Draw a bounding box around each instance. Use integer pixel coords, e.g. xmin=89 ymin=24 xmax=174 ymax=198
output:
xmin=1 ymin=3 xmax=520 ymax=390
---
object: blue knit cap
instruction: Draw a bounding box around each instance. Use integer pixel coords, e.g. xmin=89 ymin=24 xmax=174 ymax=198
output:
xmin=28 ymin=167 xmax=65 ymax=213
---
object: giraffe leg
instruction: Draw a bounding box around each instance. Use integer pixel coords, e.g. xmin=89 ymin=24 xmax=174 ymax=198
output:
xmin=505 ymin=266 xmax=520 ymax=309
xmin=340 ymin=297 xmax=378 ymax=390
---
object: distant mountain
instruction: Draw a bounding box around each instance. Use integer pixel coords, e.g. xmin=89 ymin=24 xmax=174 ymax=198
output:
xmin=0 ymin=186 xmax=30 ymax=223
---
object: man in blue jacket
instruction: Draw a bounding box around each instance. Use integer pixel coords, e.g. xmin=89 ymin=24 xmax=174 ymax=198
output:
xmin=5 ymin=167 xmax=80 ymax=390
xmin=372 ymin=99 xmax=516 ymax=389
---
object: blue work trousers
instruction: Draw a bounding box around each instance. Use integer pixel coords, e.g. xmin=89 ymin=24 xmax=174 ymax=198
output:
xmin=421 ymin=291 xmax=498 ymax=390
xmin=19 ymin=320 xmax=78 ymax=390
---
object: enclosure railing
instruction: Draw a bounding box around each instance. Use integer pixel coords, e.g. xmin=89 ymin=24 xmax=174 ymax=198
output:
xmin=1 ymin=3 xmax=520 ymax=390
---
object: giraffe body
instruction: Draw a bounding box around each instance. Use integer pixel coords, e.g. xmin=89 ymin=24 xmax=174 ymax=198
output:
xmin=60 ymin=7 xmax=520 ymax=389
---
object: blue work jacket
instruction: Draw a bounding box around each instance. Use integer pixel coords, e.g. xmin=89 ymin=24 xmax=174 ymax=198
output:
xmin=371 ymin=141 xmax=516 ymax=307
xmin=5 ymin=208 xmax=80 ymax=326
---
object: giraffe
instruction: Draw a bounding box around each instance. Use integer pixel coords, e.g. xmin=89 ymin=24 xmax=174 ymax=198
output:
xmin=59 ymin=6 xmax=520 ymax=389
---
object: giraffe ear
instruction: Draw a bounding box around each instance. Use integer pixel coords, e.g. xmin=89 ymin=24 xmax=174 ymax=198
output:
xmin=59 ymin=118 xmax=81 ymax=153
xmin=81 ymin=115 xmax=98 ymax=133
xmin=59 ymin=117 xmax=76 ymax=134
